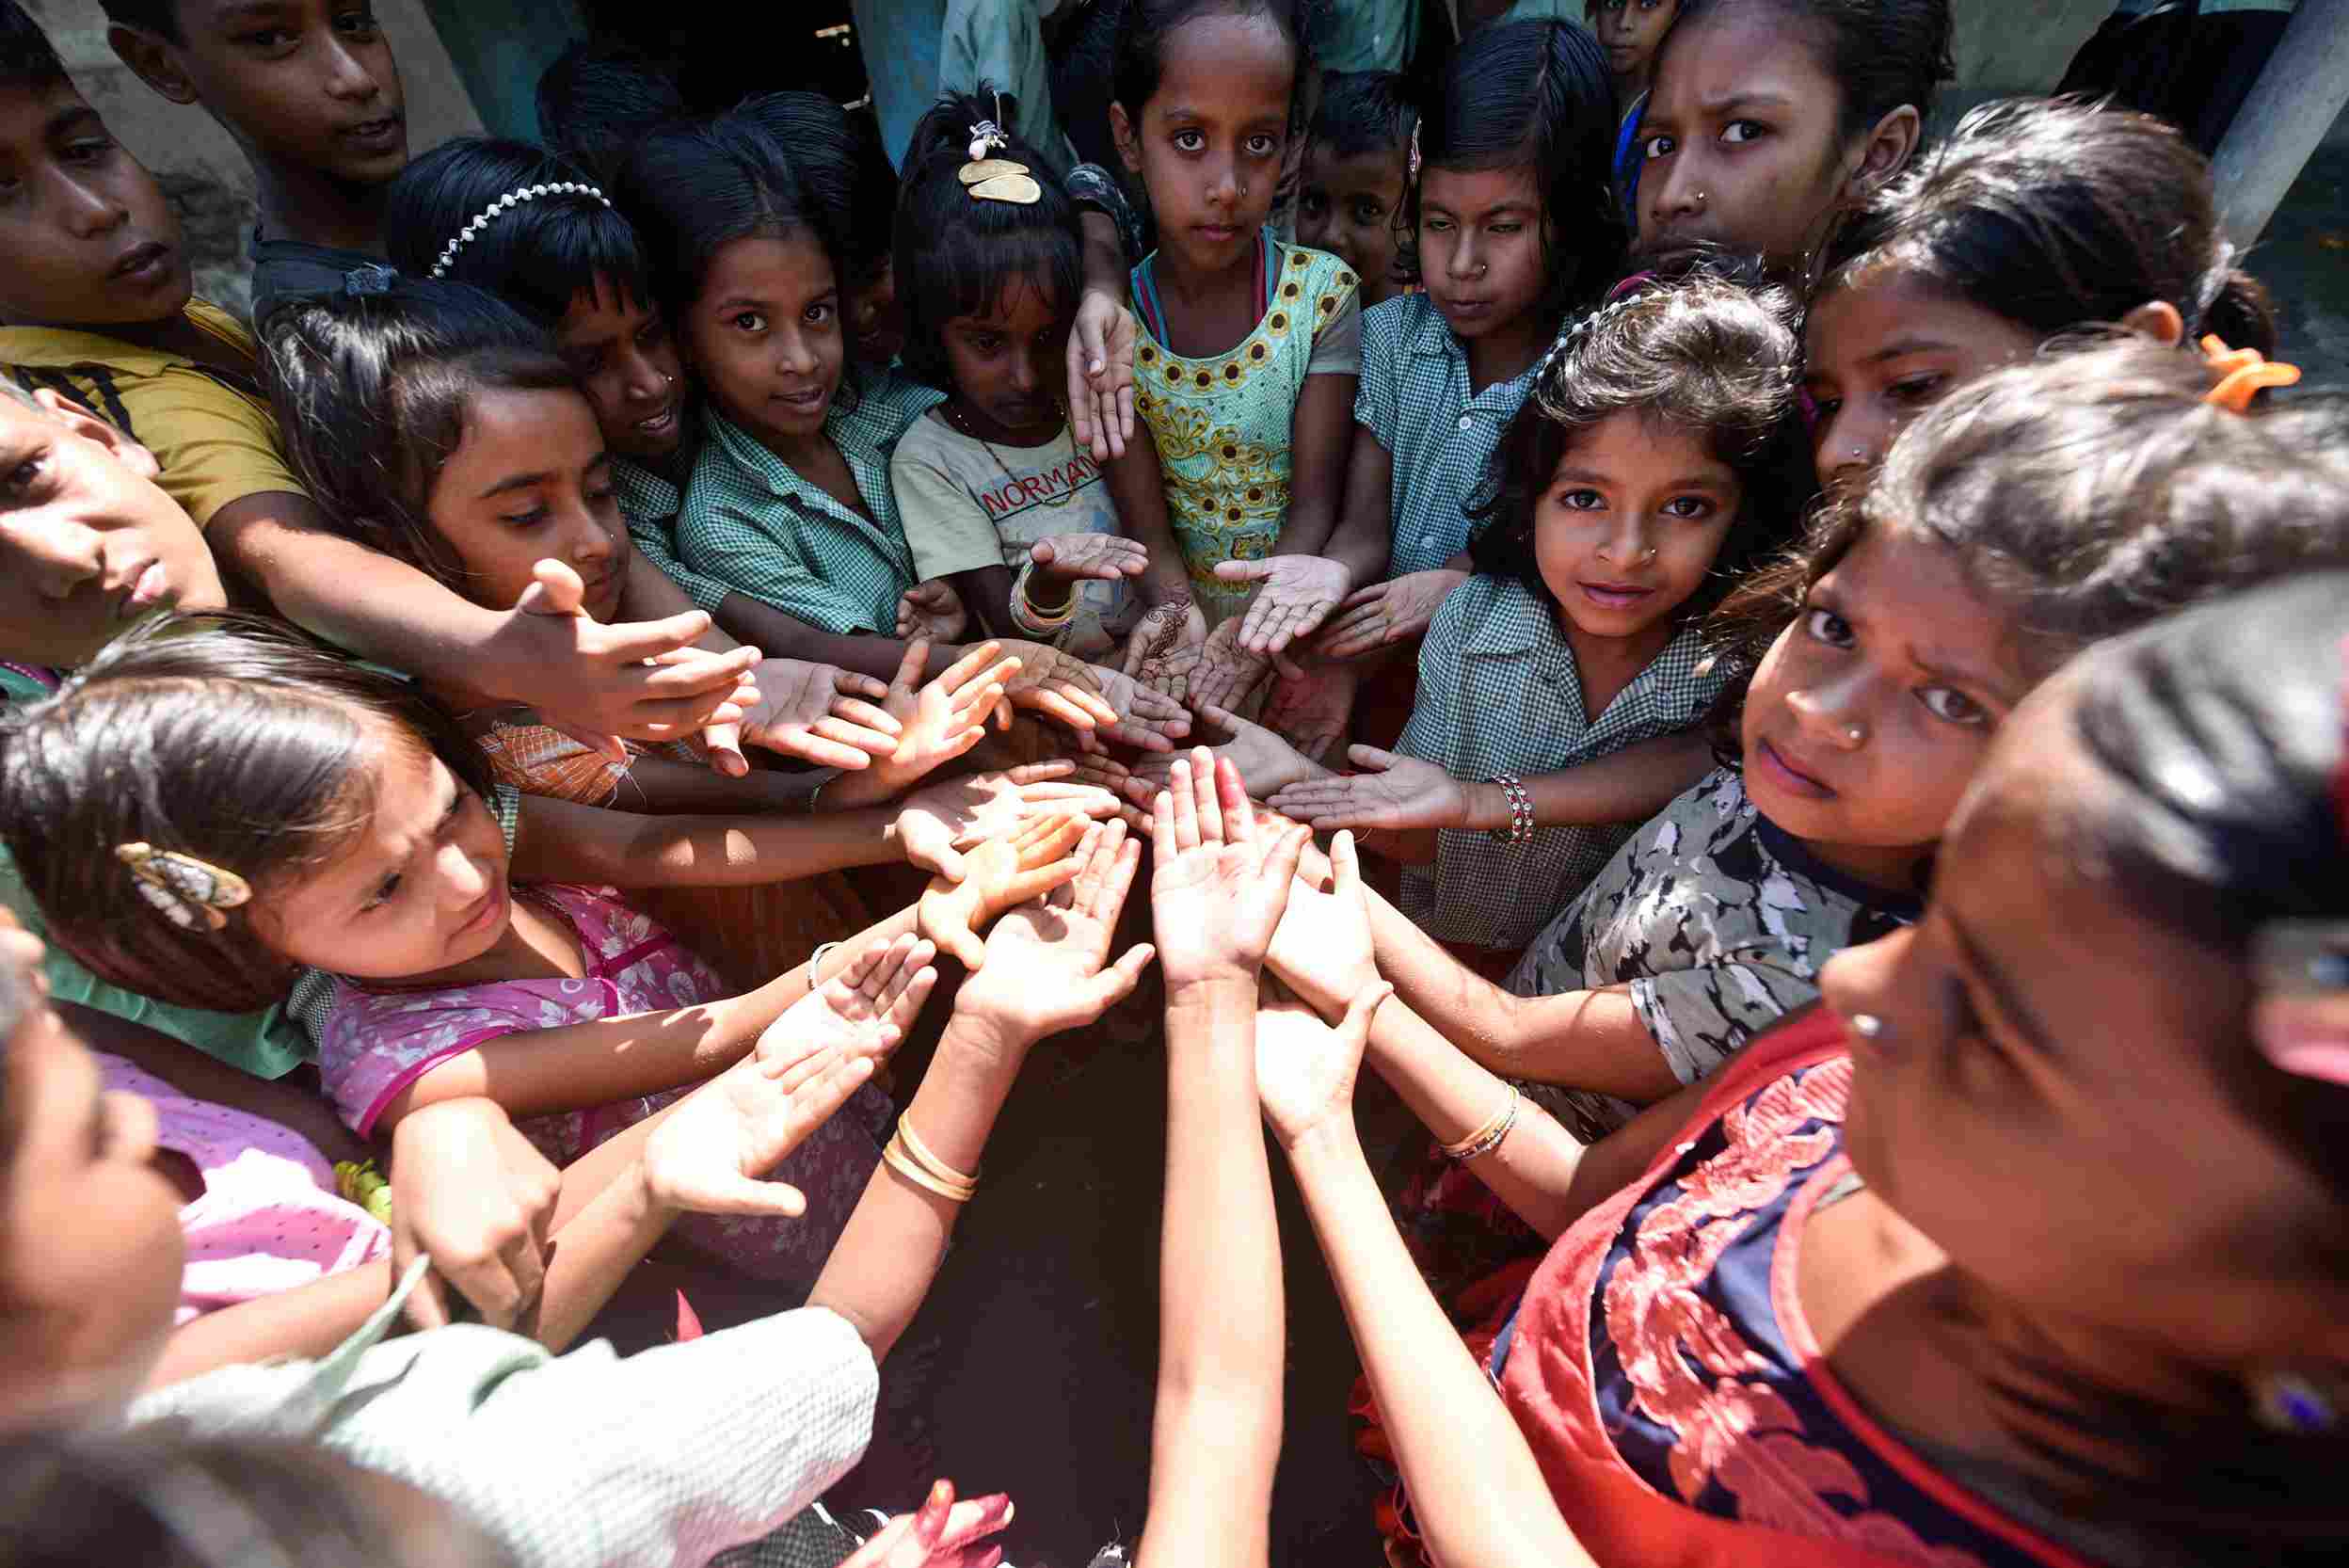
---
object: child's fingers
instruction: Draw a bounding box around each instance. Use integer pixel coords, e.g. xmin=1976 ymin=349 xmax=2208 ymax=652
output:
xmin=1213 ymin=558 xmax=1274 ymax=584
xmin=1025 ymin=813 xmax=1090 ymax=863
xmin=809 ymin=714 xmax=903 ymax=756
xmin=951 ymin=661 xmax=1023 ymax=713
xmin=1214 ymin=753 xmax=1253 ymax=842
xmin=1079 ymin=943 xmax=1158 ymax=1014
xmin=1347 ymin=743 xmax=1401 ymax=772
xmin=1331 ymin=828 xmax=1364 ymax=899
xmin=935 ymin=1493 xmax=1016 ymax=1553
xmin=1084 ymin=827 xmax=1143 ymax=921
xmin=1054 ymin=822 xmax=1109 ymax=907
xmin=1003 ymin=760 xmax=1077 ymax=783
xmin=1150 ymin=789 xmax=1177 ymax=860
xmin=764 ymin=730 xmax=876 ymax=772
xmin=833 ymin=666 xmax=892 ymax=701
xmin=1167 ymin=758 xmax=1202 ymax=849
xmin=1019 ymin=689 xmax=1099 ymax=730
xmin=889 ymin=637 xmax=931 ymax=696
xmin=1000 ymin=853 xmax=1085 ymax=906
xmin=703 ymin=722 xmax=748 ymax=777
xmin=1261 ymin=823 xmax=1311 ymax=901
xmin=825 ymin=697 xmax=903 ymax=737
xmin=936 ymin=639 xmax=1005 ymax=692
xmin=679 ymin=1172 xmax=812 ymax=1220
xmin=886 ymin=964 xmax=940 ymax=1031
xmin=933 ymin=911 xmax=987 ymax=970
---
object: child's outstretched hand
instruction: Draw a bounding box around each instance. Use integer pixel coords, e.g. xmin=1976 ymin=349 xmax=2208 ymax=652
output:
xmin=893 ymin=760 xmax=1123 ymax=881
xmin=644 ymin=935 xmax=937 ymax=1220
xmin=1254 ymin=974 xmax=1393 ymax=1150
xmin=955 ymin=820 xmax=1155 ymax=1040
xmin=1119 ymin=598 xmax=1210 ymax=705
xmin=1186 ymin=616 xmax=1274 ymax=716
xmin=1063 ymin=751 xmax=1159 ymax=833
xmin=919 ymin=813 xmax=1095 ymax=969
xmin=1077 ymin=663 xmax=1190 ymax=752
xmin=1130 ymin=702 xmax=1322 ymax=800
xmin=1264 ymin=829 xmax=1381 ymax=1018
xmin=1031 ymin=532 xmax=1149 ymax=585
xmin=1267 ymin=744 xmax=1468 ymax=832
xmin=824 ymin=641 xmax=1023 ymax=808
xmin=734 ymin=656 xmax=903 ymax=771
xmin=1148 ymin=749 xmax=1312 ymax=987
xmin=1259 ymin=657 xmax=1360 ymax=765
xmin=1316 ymin=568 xmax=1467 ymax=661
xmin=840 ymin=1480 xmax=1015 ymax=1568
xmin=896 ymin=578 xmax=970 ymax=644
xmin=1214 ymin=554 xmax=1352 ymax=675
xmin=388 ymin=1097 xmax=562 ymax=1335
xmin=1068 ymin=286 xmax=1138 ymax=461
xmin=995 ymin=640 xmax=1123 ymax=733
xmin=509 ymin=558 xmax=759 ymax=760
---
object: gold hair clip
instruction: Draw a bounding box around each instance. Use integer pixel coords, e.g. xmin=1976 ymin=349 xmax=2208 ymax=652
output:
xmin=116 ymin=842 xmax=250 ymax=932
xmin=960 ymin=92 xmax=1041 ymax=205
xmin=2201 ymin=333 xmax=2300 ymax=412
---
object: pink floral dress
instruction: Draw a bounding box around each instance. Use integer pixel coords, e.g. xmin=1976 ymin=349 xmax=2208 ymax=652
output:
xmin=315 ymin=883 xmax=888 ymax=1291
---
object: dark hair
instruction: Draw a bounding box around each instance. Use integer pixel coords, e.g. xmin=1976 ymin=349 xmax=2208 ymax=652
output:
xmin=0 ymin=2 xmax=71 ymax=89
xmin=0 ymin=613 xmax=497 ymax=1014
xmin=1708 ymin=337 xmax=2349 ymax=724
xmin=893 ymin=89 xmax=1083 ymax=392
xmin=88 ymin=1 xmax=179 ymax=44
xmin=1400 ymin=20 xmax=1625 ymax=325
xmin=611 ymin=108 xmax=846 ymax=327
xmin=1819 ymin=96 xmax=2277 ymax=357
xmin=264 ymin=278 xmax=577 ymax=595
xmin=1989 ymin=577 xmax=2349 ymax=1556
xmin=1110 ymin=0 xmax=1317 ymax=122
xmin=1307 ymin=69 xmax=1415 ymax=161
xmin=1470 ymin=258 xmax=1806 ymax=620
xmin=1662 ymin=0 xmax=1955 ymax=144
xmin=0 ymin=1429 xmax=520 ymax=1567
xmin=733 ymin=91 xmax=899 ymax=286
xmin=535 ymin=40 xmax=685 ymax=186
xmin=381 ymin=138 xmax=656 ymax=329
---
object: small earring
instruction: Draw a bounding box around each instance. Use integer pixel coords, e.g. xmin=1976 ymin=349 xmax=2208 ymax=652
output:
xmin=2252 ymin=1368 xmax=2343 ymax=1434
xmin=1849 ymin=1013 xmax=1886 ymax=1041
xmin=1845 ymin=724 xmax=1865 ymax=744
xmin=1641 ymin=547 xmax=1657 ymax=561
xmin=663 ymin=373 xmax=677 ymax=387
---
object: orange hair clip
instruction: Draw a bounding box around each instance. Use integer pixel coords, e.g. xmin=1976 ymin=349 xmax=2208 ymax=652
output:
xmin=2200 ymin=333 xmax=2300 ymax=412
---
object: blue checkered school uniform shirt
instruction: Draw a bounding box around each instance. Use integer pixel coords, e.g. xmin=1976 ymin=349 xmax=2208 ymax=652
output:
xmin=613 ymin=457 xmax=738 ymax=616
xmin=1355 ymin=293 xmax=1543 ymax=578
xmin=677 ymin=372 xmax=946 ymax=635
xmin=1395 ymin=575 xmax=1728 ymax=950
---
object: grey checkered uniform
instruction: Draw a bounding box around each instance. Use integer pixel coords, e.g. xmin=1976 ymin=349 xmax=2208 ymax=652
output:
xmin=1396 ymin=576 xmax=1726 ymax=950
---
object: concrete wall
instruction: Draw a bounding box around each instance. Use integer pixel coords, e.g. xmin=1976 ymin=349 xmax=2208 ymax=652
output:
xmin=22 ymin=0 xmax=483 ymax=319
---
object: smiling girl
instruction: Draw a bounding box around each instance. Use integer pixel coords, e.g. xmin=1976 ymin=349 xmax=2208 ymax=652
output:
xmin=1634 ymin=0 xmax=1954 ymax=274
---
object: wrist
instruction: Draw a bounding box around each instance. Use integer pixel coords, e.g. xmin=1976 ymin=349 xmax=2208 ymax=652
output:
xmin=1164 ymin=960 xmax=1261 ymax=996
xmin=1283 ymin=1110 xmax=1365 ymax=1168
xmin=942 ymin=1005 xmax=1042 ymax=1062
xmin=1462 ymin=780 xmax=1506 ymax=833
xmin=623 ymin=1156 xmax=680 ymax=1226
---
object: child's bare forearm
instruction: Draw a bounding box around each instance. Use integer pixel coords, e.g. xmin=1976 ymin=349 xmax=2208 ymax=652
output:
xmin=1270 ymin=375 xmax=1358 ymax=556
xmin=146 ymin=1257 xmax=398 ymax=1391
xmin=511 ymin=793 xmax=905 ymax=887
xmin=1103 ymin=432 xmax=1193 ymax=607
xmin=604 ymin=754 xmax=813 ymax=816
xmin=1450 ymin=734 xmax=1713 ymax=832
xmin=951 ymin=564 xmax=1022 ymax=640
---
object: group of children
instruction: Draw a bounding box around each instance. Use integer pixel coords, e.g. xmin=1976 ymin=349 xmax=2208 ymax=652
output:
xmin=0 ymin=0 xmax=2344 ymax=1565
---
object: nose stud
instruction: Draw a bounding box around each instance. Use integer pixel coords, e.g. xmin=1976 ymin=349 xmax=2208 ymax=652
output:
xmin=1641 ymin=547 xmax=1657 ymax=561
xmin=1850 ymin=1013 xmax=1886 ymax=1041
xmin=1691 ymin=189 xmax=1707 ymax=206
xmin=1845 ymin=724 xmax=1865 ymax=744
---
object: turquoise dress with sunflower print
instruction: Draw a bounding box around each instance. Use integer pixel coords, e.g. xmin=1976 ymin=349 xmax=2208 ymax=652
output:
xmin=1129 ymin=234 xmax=1363 ymax=624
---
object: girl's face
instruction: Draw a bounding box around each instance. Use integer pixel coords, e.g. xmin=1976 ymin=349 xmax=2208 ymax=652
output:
xmin=1418 ymin=163 xmax=1549 ymax=346
xmin=941 ymin=275 xmax=1070 ymax=443
xmin=1740 ymin=524 xmax=2031 ymax=889
xmin=0 ymin=392 xmax=227 ymax=669
xmin=428 ymin=385 xmax=629 ymax=624
xmin=683 ymin=230 xmax=844 ymax=454
xmin=1637 ymin=4 xmax=1904 ymax=270
xmin=1111 ymin=11 xmax=1295 ymax=277
xmin=1822 ymin=674 xmax=2349 ymax=1361
xmin=1594 ymin=0 xmax=1680 ymax=92
xmin=0 ymin=920 xmax=184 ymax=1426
xmin=555 ymin=275 xmax=685 ymax=464
xmin=254 ymin=733 xmax=513 ymax=984
xmin=1804 ymin=268 xmax=2039 ymax=495
xmin=1534 ymin=409 xmax=1740 ymax=647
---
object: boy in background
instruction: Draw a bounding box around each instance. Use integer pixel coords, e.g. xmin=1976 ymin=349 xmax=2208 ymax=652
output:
xmin=1295 ymin=71 xmax=1416 ymax=312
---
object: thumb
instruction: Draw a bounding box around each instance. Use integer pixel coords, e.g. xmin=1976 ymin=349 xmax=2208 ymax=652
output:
xmin=939 ymin=915 xmax=987 ymax=971
xmin=1213 ymin=559 xmax=1272 ymax=584
xmin=1346 ymin=743 xmax=1400 ymax=774
xmin=1334 ymin=980 xmax=1394 ymax=1048
xmin=1029 ymin=537 xmax=1058 ymax=568
xmin=1331 ymin=828 xmax=1362 ymax=898
xmin=1080 ymin=944 xmax=1157 ymax=1012
xmin=674 ymin=1174 xmax=809 ymax=1220
xmin=705 ymin=722 xmax=749 ymax=776
xmin=925 ymin=841 xmax=968 ymax=884
xmin=544 ymin=714 xmax=630 ymax=765
xmin=523 ymin=557 xmax=587 ymax=616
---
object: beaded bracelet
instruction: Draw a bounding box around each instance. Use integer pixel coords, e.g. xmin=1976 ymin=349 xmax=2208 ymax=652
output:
xmin=1440 ymin=1085 xmax=1521 ymax=1162
xmin=1487 ymin=775 xmax=1535 ymax=846
xmin=1010 ymin=558 xmax=1078 ymax=637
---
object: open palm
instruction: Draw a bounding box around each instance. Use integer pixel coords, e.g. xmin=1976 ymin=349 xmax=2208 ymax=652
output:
xmin=1254 ymin=978 xmax=1391 ymax=1147
xmin=1147 ymin=749 xmax=1310 ymax=986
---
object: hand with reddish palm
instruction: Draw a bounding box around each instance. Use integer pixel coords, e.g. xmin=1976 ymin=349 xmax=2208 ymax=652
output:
xmin=645 ymin=935 xmax=937 ymax=1219
xmin=823 ymin=640 xmax=1021 ymax=808
xmin=1030 ymin=532 xmax=1149 ymax=588
xmin=918 ymin=813 xmax=1093 ymax=969
xmin=737 ymin=656 xmax=903 ymax=772
xmin=1315 ymin=569 xmax=1466 ymax=661
xmin=1130 ymin=702 xmax=1322 ymax=801
xmin=1186 ymin=616 xmax=1274 ymax=716
xmin=1147 ymin=749 xmax=1312 ymax=987
xmin=1267 ymin=744 xmax=1469 ymax=832
xmin=1214 ymin=554 xmax=1353 ymax=674
xmin=1118 ymin=598 xmax=1210 ymax=706
xmin=954 ymin=820 xmax=1156 ymax=1042
xmin=892 ymin=760 xmax=1122 ymax=881
xmin=896 ymin=578 xmax=970 ymax=644
xmin=839 ymin=1479 xmax=1015 ymax=1568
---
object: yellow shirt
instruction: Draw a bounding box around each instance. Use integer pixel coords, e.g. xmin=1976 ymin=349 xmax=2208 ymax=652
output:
xmin=0 ymin=300 xmax=303 ymax=530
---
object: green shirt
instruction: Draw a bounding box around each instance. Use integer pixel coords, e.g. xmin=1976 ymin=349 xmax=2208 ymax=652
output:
xmin=613 ymin=456 xmax=737 ymax=616
xmin=676 ymin=372 xmax=946 ymax=634
xmin=0 ymin=662 xmax=311 ymax=1079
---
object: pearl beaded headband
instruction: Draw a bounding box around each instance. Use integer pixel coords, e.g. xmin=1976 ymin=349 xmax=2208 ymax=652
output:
xmin=430 ymin=182 xmax=611 ymax=279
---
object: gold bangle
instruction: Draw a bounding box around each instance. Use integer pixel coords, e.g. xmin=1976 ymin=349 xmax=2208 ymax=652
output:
xmin=896 ymin=1116 xmax=981 ymax=1190
xmin=1440 ymin=1085 xmax=1521 ymax=1161
xmin=883 ymin=1132 xmax=976 ymax=1203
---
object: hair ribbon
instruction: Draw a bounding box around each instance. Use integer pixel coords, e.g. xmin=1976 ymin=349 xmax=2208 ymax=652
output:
xmin=2200 ymin=334 xmax=2300 ymax=413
